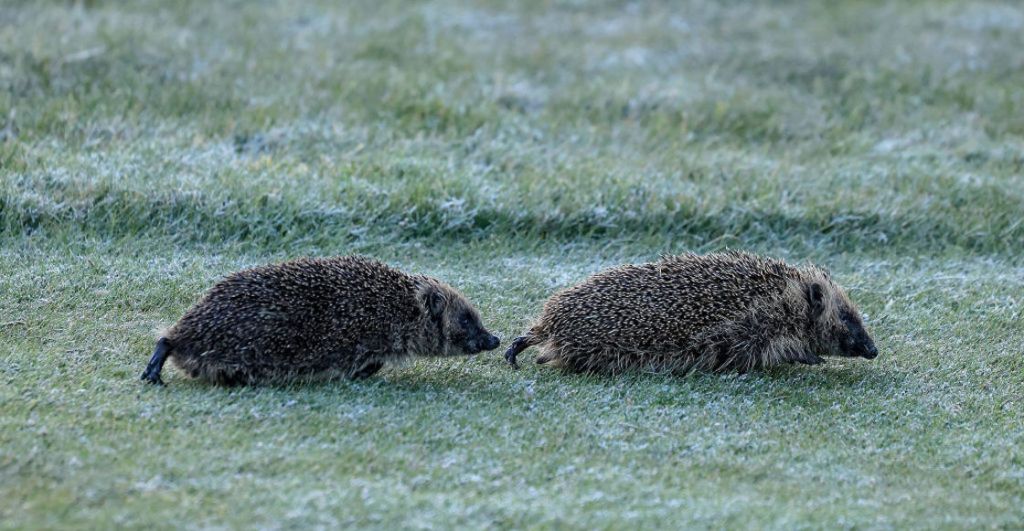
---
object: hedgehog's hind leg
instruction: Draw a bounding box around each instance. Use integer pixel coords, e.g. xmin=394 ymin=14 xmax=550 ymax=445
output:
xmin=505 ymin=335 xmax=539 ymax=369
xmin=351 ymin=361 xmax=384 ymax=380
xmin=141 ymin=337 xmax=172 ymax=385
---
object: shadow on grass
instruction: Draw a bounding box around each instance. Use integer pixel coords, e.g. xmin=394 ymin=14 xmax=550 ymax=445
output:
xmin=136 ymin=356 xmax=908 ymax=415
xmin=378 ymin=359 xmax=904 ymax=403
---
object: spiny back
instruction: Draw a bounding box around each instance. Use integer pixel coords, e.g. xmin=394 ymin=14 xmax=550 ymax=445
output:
xmin=535 ymin=251 xmax=794 ymax=349
xmin=169 ymin=256 xmax=420 ymax=349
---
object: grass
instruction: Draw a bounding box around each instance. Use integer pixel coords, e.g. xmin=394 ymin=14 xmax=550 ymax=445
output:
xmin=1 ymin=0 xmax=1022 ymax=528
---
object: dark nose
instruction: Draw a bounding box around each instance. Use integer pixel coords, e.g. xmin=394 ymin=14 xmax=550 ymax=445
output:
xmin=862 ymin=344 xmax=878 ymax=359
xmin=482 ymin=334 xmax=500 ymax=351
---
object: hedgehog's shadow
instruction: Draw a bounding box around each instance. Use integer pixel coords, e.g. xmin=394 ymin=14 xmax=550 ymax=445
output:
xmin=157 ymin=360 xmax=520 ymax=396
xmin=512 ymin=359 xmax=907 ymax=400
xmin=373 ymin=358 xmax=906 ymax=405
xmin=156 ymin=358 xmax=902 ymax=409
xmin=702 ymin=362 xmax=905 ymax=394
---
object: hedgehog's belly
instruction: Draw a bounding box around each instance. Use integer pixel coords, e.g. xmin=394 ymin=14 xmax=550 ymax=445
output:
xmin=539 ymin=336 xmax=696 ymax=375
xmin=168 ymin=342 xmax=390 ymax=385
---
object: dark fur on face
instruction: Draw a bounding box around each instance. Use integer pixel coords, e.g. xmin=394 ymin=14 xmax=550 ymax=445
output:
xmin=419 ymin=280 xmax=501 ymax=356
xmin=807 ymin=281 xmax=878 ymax=360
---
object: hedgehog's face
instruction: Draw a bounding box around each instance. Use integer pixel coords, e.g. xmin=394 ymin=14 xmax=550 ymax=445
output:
xmin=808 ymin=282 xmax=878 ymax=360
xmin=425 ymin=287 xmax=500 ymax=356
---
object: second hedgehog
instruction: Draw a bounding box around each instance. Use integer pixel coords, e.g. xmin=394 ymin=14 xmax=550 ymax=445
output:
xmin=505 ymin=251 xmax=877 ymax=374
xmin=141 ymin=256 xmax=500 ymax=385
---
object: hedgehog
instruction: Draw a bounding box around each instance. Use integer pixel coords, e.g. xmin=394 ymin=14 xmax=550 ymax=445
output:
xmin=140 ymin=256 xmax=500 ymax=385
xmin=504 ymin=251 xmax=877 ymax=374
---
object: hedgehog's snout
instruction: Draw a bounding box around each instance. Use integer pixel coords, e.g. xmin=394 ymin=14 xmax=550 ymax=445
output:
xmin=480 ymin=333 xmax=500 ymax=352
xmin=471 ymin=335 xmax=499 ymax=356
xmin=860 ymin=339 xmax=878 ymax=360
xmin=850 ymin=331 xmax=877 ymax=359
xmin=463 ymin=332 xmax=500 ymax=354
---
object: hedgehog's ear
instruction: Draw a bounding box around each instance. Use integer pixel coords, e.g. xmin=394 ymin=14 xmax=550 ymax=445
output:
xmin=807 ymin=282 xmax=826 ymax=320
xmin=427 ymin=289 xmax=447 ymax=318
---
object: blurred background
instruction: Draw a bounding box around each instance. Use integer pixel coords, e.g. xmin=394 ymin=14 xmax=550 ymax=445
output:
xmin=3 ymin=0 xmax=1022 ymax=252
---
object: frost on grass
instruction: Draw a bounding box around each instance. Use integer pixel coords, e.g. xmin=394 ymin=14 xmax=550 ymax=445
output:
xmin=2 ymin=0 xmax=1023 ymax=528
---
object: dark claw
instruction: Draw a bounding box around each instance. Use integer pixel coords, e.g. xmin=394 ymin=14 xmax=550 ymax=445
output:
xmin=141 ymin=337 xmax=172 ymax=386
xmin=504 ymin=336 xmax=533 ymax=370
xmin=140 ymin=371 xmax=165 ymax=386
xmin=505 ymin=349 xmax=520 ymax=370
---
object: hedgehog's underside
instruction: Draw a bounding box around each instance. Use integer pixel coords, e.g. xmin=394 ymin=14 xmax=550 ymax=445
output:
xmin=527 ymin=315 xmax=822 ymax=375
xmin=141 ymin=335 xmax=403 ymax=386
xmin=168 ymin=346 xmax=399 ymax=386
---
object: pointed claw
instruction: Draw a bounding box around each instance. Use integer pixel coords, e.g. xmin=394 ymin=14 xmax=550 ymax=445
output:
xmin=141 ymin=337 xmax=171 ymax=386
xmin=140 ymin=371 xmax=165 ymax=385
xmin=504 ymin=336 xmax=536 ymax=370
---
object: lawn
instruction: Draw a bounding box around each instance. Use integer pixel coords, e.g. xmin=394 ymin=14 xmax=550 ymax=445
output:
xmin=1 ymin=0 xmax=1022 ymax=528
